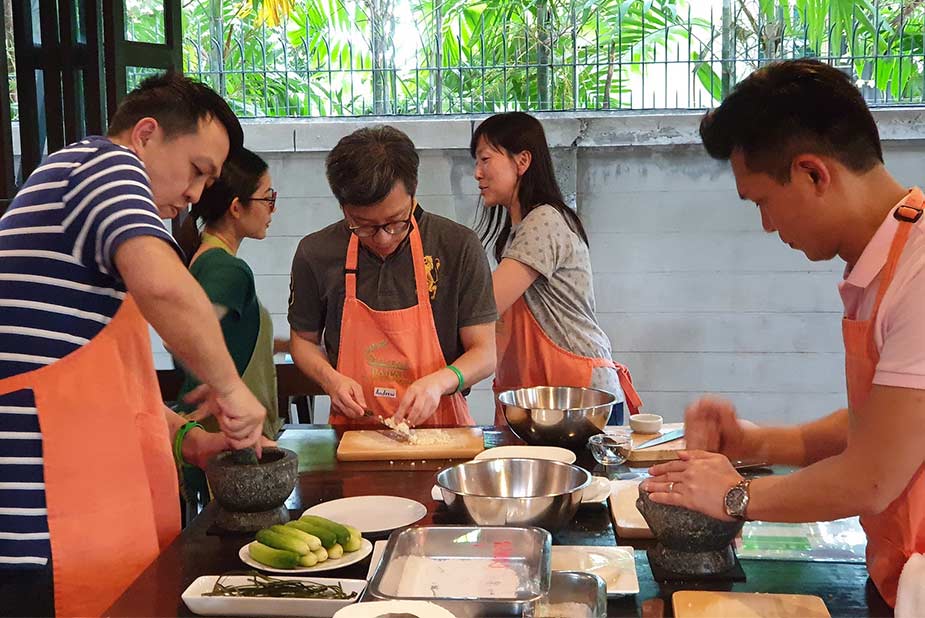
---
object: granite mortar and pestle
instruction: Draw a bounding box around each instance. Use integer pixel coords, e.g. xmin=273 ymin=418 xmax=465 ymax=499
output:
xmin=205 ymin=447 xmax=298 ymax=532
xmin=636 ymin=487 xmax=744 ymax=577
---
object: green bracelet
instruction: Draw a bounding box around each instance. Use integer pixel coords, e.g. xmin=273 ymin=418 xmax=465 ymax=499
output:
xmin=173 ymin=421 xmax=203 ymax=468
xmin=447 ymin=365 xmax=465 ymax=393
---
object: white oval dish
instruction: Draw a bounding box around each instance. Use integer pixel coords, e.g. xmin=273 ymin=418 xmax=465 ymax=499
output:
xmin=551 ymin=545 xmax=639 ymax=596
xmin=182 ymin=574 xmax=366 ymax=616
xmin=473 ymin=445 xmax=577 ymax=464
xmin=302 ymin=496 xmax=427 ymax=534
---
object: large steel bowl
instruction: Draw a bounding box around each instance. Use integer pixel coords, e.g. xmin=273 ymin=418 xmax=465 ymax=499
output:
xmin=498 ymin=386 xmax=616 ymax=450
xmin=435 ymin=458 xmax=591 ymax=532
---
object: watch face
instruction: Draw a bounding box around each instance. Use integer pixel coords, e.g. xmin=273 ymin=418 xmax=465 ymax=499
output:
xmin=725 ymin=487 xmax=746 ymax=516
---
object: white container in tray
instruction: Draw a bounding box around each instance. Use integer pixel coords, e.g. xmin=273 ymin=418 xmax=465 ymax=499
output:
xmin=181 ymin=574 xmax=367 ymax=617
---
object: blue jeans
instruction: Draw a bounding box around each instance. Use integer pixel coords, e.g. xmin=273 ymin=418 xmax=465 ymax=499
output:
xmin=607 ymin=401 xmax=625 ymax=426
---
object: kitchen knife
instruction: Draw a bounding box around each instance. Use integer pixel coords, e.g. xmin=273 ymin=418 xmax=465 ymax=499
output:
xmin=635 ymin=428 xmax=684 ymax=450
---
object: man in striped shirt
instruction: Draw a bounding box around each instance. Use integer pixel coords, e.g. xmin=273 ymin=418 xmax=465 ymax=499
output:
xmin=0 ymin=73 xmax=267 ymax=616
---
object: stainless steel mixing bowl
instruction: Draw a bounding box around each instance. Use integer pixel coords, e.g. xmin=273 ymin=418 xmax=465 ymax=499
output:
xmin=498 ymin=386 xmax=616 ymax=450
xmin=435 ymin=458 xmax=592 ymax=532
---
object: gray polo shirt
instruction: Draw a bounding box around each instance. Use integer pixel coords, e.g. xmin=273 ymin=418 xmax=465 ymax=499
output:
xmin=289 ymin=205 xmax=498 ymax=368
xmin=503 ymin=204 xmax=624 ymax=403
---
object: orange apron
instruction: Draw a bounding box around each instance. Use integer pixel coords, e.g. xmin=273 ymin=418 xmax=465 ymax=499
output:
xmin=332 ymin=221 xmax=472 ymax=427
xmin=844 ymin=190 xmax=925 ymax=607
xmin=492 ymin=296 xmax=643 ymax=424
xmin=0 ymin=295 xmax=180 ymax=616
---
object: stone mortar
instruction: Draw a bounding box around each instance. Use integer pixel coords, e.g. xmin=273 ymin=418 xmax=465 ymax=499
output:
xmin=637 ymin=487 xmax=744 ymax=576
xmin=206 ymin=447 xmax=298 ymax=513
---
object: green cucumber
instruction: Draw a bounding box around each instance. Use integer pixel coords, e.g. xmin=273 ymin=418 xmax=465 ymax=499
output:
xmin=299 ymin=515 xmax=351 ymax=546
xmin=298 ymin=551 xmax=318 ymax=567
xmin=312 ymin=546 xmax=328 ymax=562
xmin=273 ymin=524 xmax=322 ymax=551
xmin=248 ymin=542 xmax=300 ymax=569
xmin=287 ymin=519 xmax=337 ymax=549
xmin=255 ymin=528 xmax=310 ymax=555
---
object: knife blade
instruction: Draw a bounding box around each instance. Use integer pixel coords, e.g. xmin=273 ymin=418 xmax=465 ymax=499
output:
xmin=635 ymin=428 xmax=684 ymax=450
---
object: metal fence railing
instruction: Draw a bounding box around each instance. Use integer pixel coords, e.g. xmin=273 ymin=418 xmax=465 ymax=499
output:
xmin=10 ymin=0 xmax=925 ymax=120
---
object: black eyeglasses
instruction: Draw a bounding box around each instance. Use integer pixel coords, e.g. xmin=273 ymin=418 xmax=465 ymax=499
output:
xmin=250 ymin=189 xmax=278 ymax=213
xmin=347 ymin=205 xmax=414 ymax=238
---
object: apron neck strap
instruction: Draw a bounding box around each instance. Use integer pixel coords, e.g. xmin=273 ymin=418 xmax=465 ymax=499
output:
xmin=871 ymin=188 xmax=924 ymax=318
xmin=200 ymin=231 xmax=235 ymax=255
xmin=343 ymin=216 xmax=431 ymax=305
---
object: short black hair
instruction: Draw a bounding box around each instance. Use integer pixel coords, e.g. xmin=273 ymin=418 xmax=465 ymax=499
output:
xmin=700 ymin=59 xmax=883 ymax=182
xmin=107 ymin=71 xmax=243 ymax=154
xmin=325 ymin=126 xmax=419 ymax=206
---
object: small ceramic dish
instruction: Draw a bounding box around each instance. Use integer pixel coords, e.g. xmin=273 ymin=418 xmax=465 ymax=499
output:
xmin=629 ymin=414 xmax=663 ymax=434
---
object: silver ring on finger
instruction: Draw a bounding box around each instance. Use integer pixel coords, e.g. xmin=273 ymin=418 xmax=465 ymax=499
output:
xmin=668 ymin=481 xmax=675 ymax=493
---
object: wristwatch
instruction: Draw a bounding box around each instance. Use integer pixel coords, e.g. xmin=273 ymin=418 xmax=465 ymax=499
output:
xmin=724 ymin=478 xmax=752 ymax=520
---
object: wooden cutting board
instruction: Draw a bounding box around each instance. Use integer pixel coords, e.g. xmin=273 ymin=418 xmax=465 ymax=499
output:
xmin=627 ymin=422 xmax=686 ymax=466
xmin=336 ymin=428 xmax=485 ymax=461
xmin=609 ymin=479 xmax=654 ymax=539
xmin=673 ymin=591 xmax=830 ymax=618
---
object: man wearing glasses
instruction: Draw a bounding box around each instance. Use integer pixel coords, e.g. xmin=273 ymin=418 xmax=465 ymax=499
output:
xmin=288 ymin=126 xmax=497 ymax=427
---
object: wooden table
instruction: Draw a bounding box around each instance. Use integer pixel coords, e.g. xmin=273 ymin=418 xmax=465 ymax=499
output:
xmin=105 ymin=426 xmax=893 ymax=617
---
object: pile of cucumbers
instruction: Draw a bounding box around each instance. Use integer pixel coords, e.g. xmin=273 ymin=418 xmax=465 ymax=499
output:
xmin=248 ymin=515 xmax=364 ymax=569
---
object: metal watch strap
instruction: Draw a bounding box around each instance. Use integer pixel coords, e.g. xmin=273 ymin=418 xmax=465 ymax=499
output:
xmin=728 ymin=478 xmax=752 ymax=520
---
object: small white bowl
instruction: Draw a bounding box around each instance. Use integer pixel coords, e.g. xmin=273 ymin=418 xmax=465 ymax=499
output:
xmin=629 ymin=413 xmax=663 ymax=434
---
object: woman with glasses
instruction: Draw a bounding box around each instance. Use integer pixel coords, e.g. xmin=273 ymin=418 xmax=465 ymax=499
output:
xmin=288 ymin=126 xmax=497 ymax=428
xmin=473 ymin=112 xmax=643 ymax=426
xmin=175 ymin=147 xmax=282 ymax=462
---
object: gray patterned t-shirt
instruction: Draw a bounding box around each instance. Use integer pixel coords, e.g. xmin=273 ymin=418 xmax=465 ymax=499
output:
xmin=503 ymin=204 xmax=624 ymax=402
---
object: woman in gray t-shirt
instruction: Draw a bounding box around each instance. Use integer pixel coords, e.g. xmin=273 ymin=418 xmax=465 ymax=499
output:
xmin=472 ymin=112 xmax=642 ymax=425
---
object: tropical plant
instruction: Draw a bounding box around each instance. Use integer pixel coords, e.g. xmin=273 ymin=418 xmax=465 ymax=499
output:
xmin=691 ymin=0 xmax=925 ymax=104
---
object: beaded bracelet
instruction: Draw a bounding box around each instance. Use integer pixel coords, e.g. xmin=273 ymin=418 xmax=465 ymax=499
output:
xmin=173 ymin=421 xmax=203 ymax=468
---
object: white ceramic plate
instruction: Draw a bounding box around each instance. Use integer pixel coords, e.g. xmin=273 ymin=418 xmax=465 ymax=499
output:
xmin=551 ymin=546 xmax=639 ymax=596
xmin=473 ymin=445 xmax=576 ymax=464
xmin=302 ymin=496 xmax=427 ymax=534
xmin=239 ymin=538 xmax=373 ymax=574
xmin=333 ymin=600 xmax=456 ymax=618
xmin=365 ymin=540 xmax=389 ymax=581
xmin=182 ymin=574 xmax=366 ymax=616
xmin=582 ymin=476 xmax=612 ymax=503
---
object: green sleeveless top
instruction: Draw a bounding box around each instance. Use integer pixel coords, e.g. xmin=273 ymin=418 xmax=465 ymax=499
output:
xmin=176 ymin=233 xmax=281 ymax=439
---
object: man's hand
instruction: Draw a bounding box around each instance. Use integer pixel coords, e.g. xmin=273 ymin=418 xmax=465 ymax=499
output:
xmin=182 ymin=427 xmax=276 ymax=469
xmin=393 ymin=371 xmax=452 ymax=426
xmin=324 ymin=372 xmax=368 ymax=418
xmin=641 ymin=450 xmax=744 ymax=521
xmin=684 ymin=395 xmax=753 ymax=460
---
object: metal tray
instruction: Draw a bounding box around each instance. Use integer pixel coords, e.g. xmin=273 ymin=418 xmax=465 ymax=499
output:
xmin=366 ymin=525 xmax=552 ymax=617
xmin=532 ymin=571 xmax=607 ymax=617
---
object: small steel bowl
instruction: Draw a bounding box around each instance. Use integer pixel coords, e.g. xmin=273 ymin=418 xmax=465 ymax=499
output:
xmin=435 ymin=458 xmax=591 ymax=532
xmin=498 ymin=386 xmax=616 ymax=450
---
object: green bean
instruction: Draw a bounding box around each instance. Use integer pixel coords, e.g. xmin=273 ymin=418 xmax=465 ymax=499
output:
xmin=204 ymin=571 xmax=357 ymax=599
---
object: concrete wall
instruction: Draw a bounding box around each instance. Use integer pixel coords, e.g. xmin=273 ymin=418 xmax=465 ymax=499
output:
xmin=146 ymin=110 xmax=925 ymax=426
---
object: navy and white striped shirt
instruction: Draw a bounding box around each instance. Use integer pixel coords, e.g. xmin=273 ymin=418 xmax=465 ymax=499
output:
xmin=0 ymin=137 xmax=178 ymax=568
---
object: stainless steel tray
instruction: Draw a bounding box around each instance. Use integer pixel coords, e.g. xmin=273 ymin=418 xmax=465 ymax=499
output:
xmin=366 ymin=525 xmax=552 ymax=617
xmin=532 ymin=571 xmax=607 ymax=618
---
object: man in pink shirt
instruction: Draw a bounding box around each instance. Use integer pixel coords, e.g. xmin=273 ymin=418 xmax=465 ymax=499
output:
xmin=642 ymin=58 xmax=925 ymax=608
